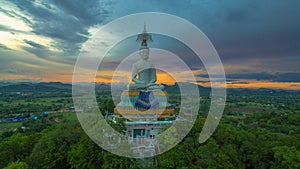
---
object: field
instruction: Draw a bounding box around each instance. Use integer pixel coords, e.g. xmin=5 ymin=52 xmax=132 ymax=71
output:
xmin=0 ymin=121 xmax=22 ymax=132
xmin=0 ymin=83 xmax=299 ymax=168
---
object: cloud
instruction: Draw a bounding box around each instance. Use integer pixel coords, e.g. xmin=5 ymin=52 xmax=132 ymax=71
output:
xmin=0 ymin=25 xmax=28 ymax=34
xmin=227 ymin=73 xmax=276 ymax=81
xmin=24 ymin=39 xmax=44 ymax=49
xmin=275 ymin=73 xmax=300 ymax=82
xmin=112 ymin=0 xmax=300 ymax=73
xmin=197 ymin=72 xmax=300 ymax=82
xmin=197 ymin=79 xmax=238 ymax=83
xmin=0 ymin=6 xmax=33 ymax=27
xmin=22 ymin=39 xmax=51 ymax=59
xmin=0 ymin=0 xmax=299 ymax=84
xmin=0 ymin=44 xmax=10 ymax=50
xmin=5 ymin=0 xmax=114 ymax=58
xmin=22 ymin=39 xmax=65 ymax=62
xmin=208 ymin=0 xmax=300 ymax=61
xmin=230 ymin=81 xmax=249 ymax=84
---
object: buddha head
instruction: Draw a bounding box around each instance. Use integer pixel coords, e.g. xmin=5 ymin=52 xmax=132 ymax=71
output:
xmin=139 ymin=47 xmax=149 ymax=60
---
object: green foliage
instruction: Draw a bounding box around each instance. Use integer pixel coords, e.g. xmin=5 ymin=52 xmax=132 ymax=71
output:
xmin=99 ymin=98 xmax=115 ymax=116
xmin=0 ymin=114 xmax=299 ymax=169
xmin=0 ymin=86 xmax=299 ymax=168
xmin=195 ymin=138 xmax=218 ymax=168
xmin=271 ymin=146 xmax=300 ymax=169
xmin=102 ymin=152 xmax=131 ymax=169
xmin=159 ymin=145 xmax=194 ymax=169
xmin=26 ymin=122 xmax=83 ymax=169
xmin=4 ymin=160 xmax=29 ymax=169
xmin=0 ymin=133 xmax=40 ymax=168
xmin=0 ymin=122 xmax=22 ymax=133
xmin=67 ymin=135 xmax=104 ymax=169
xmin=107 ymin=120 xmax=126 ymax=134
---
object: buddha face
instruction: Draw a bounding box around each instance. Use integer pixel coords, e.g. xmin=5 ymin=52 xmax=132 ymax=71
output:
xmin=139 ymin=48 xmax=149 ymax=60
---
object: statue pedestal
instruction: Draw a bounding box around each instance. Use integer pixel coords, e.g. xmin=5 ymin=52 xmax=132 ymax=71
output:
xmin=114 ymin=90 xmax=174 ymax=120
xmin=114 ymin=90 xmax=175 ymax=145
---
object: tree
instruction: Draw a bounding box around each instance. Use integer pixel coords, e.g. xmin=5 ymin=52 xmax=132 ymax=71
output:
xmin=195 ymin=138 xmax=218 ymax=168
xmin=107 ymin=120 xmax=125 ymax=134
xmin=26 ymin=122 xmax=83 ymax=169
xmin=99 ymin=99 xmax=115 ymax=116
xmin=158 ymin=145 xmax=193 ymax=169
xmin=102 ymin=151 xmax=131 ymax=169
xmin=67 ymin=135 xmax=104 ymax=169
xmin=271 ymin=146 xmax=300 ymax=169
xmin=210 ymin=144 xmax=244 ymax=169
xmin=4 ymin=160 xmax=29 ymax=169
xmin=0 ymin=133 xmax=40 ymax=168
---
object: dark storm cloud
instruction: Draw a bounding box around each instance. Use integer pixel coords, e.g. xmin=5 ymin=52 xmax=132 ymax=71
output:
xmin=204 ymin=0 xmax=300 ymax=72
xmin=98 ymin=60 xmax=122 ymax=71
xmin=22 ymin=40 xmax=50 ymax=59
xmin=224 ymin=7 xmax=253 ymax=23
xmin=0 ymin=44 xmax=10 ymax=50
xmin=51 ymin=0 xmax=112 ymax=25
xmin=197 ymin=72 xmax=300 ymax=82
xmin=0 ymin=25 xmax=27 ymax=34
xmin=24 ymin=40 xmax=44 ymax=49
xmin=96 ymin=74 xmax=113 ymax=80
xmin=112 ymin=0 xmax=300 ymax=73
xmin=0 ymin=7 xmax=33 ymax=26
xmin=228 ymin=73 xmax=277 ymax=81
xmin=197 ymin=79 xmax=238 ymax=83
xmin=206 ymin=0 xmax=300 ymax=61
xmin=1 ymin=0 xmax=299 ymax=79
xmin=197 ymin=73 xmax=274 ymax=81
xmin=275 ymin=73 xmax=300 ymax=82
xmin=125 ymin=0 xmax=300 ymax=64
xmin=9 ymin=0 xmax=113 ymax=58
xmin=22 ymin=39 xmax=76 ymax=64
xmin=230 ymin=81 xmax=249 ymax=84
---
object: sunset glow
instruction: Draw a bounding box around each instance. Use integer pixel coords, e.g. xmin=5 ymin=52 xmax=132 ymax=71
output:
xmin=0 ymin=1 xmax=299 ymax=91
xmin=226 ymin=81 xmax=300 ymax=90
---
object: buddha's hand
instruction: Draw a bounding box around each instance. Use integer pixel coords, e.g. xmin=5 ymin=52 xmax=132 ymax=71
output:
xmin=147 ymin=83 xmax=156 ymax=86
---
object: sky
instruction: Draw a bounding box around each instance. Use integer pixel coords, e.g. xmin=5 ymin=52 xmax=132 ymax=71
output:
xmin=0 ymin=0 xmax=299 ymax=90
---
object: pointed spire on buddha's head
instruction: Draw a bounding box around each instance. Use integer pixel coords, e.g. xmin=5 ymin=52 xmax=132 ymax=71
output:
xmin=143 ymin=22 xmax=147 ymax=33
xmin=136 ymin=22 xmax=153 ymax=50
